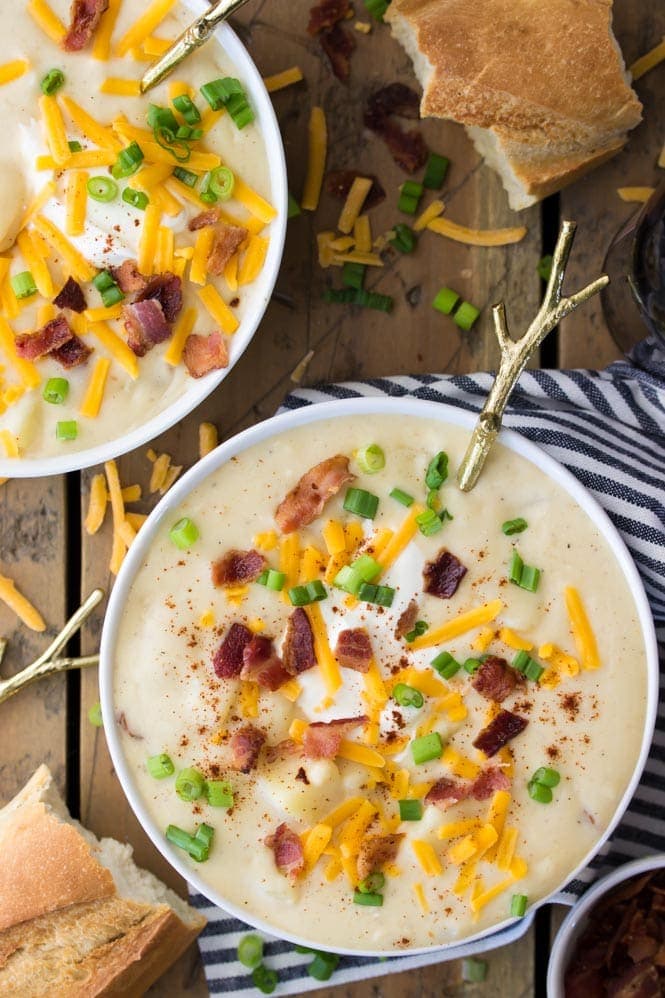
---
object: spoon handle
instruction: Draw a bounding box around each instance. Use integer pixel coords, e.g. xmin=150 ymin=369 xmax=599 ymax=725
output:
xmin=141 ymin=0 xmax=251 ymax=93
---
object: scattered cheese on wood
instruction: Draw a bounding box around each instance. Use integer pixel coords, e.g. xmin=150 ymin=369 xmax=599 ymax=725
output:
xmin=564 ymin=586 xmax=600 ymax=669
xmin=149 ymin=452 xmax=171 ymax=493
xmin=88 ymin=322 xmax=139 ymax=379
xmin=338 ymin=177 xmax=373 ymax=234
xmin=239 ymin=680 xmax=259 ymax=718
xmin=659 ymin=144 xmax=665 ymax=169
xmin=617 ymin=186 xmax=654 ymax=203
xmin=355 ymin=20 xmax=371 ymax=33
xmin=115 ymin=0 xmax=177 ymax=56
xmin=0 ymin=574 xmax=46 ymax=631
xmin=333 ymin=250 xmax=383 ymax=267
xmin=197 ymin=284 xmax=239 ymax=334
xmin=65 ymin=170 xmax=89 ymax=239
xmin=0 ymin=429 xmax=18 ymax=457
xmin=317 ymin=230 xmax=336 ymax=268
xmin=376 ymin=504 xmax=424 ymax=572
xmin=125 ymin=512 xmax=147 ymax=531
xmin=302 ymin=107 xmax=327 ymax=212
xmin=101 ymin=77 xmax=142 ymax=97
xmin=115 ymin=484 xmax=141 ymax=503
xmin=238 ymin=235 xmax=269 ymax=286
xmin=329 ymin=235 xmax=355 ymax=253
xmin=27 ymin=0 xmax=66 ymax=43
xmin=414 ymin=199 xmax=445 ymax=232
xmin=118 ymin=519 xmax=137 ymax=548
xmin=337 ymin=740 xmax=385 ymax=768
xmin=92 ymin=0 xmax=121 ymax=60
xmin=33 ymin=214 xmax=96 ymax=282
xmin=409 ymin=599 xmax=504 ymax=650
xmin=198 ymin=422 xmax=218 ymax=458
xmin=80 ymin=357 xmax=111 ymax=418
xmin=0 ymin=60 xmax=30 ymax=87
xmin=428 ymin=217 xmax=527 ymax=246
xmin=302 ymin=823 xmax=333 ymax=872
xmin=499 ymin=627 xmax=533 ymax=651
xmin=411 ymin=839 xmax=443 ymax=877
xmin=306 ymin=603 xmax=342 ymax=696
xmin=630 ymin=36 xmax=665 ymax=79
xmin=39 ymin=95 xmax=70 ymax=167
xmin=263 ymin=66 xmax=303 ymax=93
xmin=105 ymin=459 xmax=127 ymax=575
xmin=353 ymin=214 xmax=372 ymax=253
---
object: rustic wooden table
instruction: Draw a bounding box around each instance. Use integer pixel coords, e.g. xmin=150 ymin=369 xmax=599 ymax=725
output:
xmin=1 ymin=1 xmax=662 ymax=995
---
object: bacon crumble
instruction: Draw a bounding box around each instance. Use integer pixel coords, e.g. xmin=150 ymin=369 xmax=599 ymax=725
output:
xmin=183 ymin=331 xmax=229 ymax=378
xmin=364 ymin=84 xmax=428 ymax=173
xmin=124 ymin=299 xmax=171 ymax=357
xmin=211 ymin=549 xmax=266 ymax=588
xmin=229 ymin=724 xmax=266 ymax=773
xmin=395 ymin=600 xmax=419 ymax=640
xmin=265 ymin=822 xmax=305 ymax=879
xmin=275 ymin=455 xmax=355 ymax=533
xmin=473 ymin=709 xmax=529 ymax=757
xmin=302 ymin=715 xmax=367 ymax=759
xmin=425 ymin=766 xmax=511 ymax=808
xmin=423 ymin=549 xmax=468 ymax=599
xmin=53 ymin=277 xmax=87 ymax=313
xmin=15 ymin=315 xmax=92 ymax=368
xmin=307 ymin=0 xmax=356 ymax=82
xmin=356 ymin=833 xmax=404 ymax=880
xmin=240 ymin=635 xmax=291 ymax=691
xmin=282 ymin=608 xmax=317 ymax=675
xmin=111 ymin=260 xmax=149 ymax=294
xmin=136 ymin=273 xmax=183 ymax=324
xmin=334 ymin=628 xmax=373 ymax=672
xmin=51 ymin=334 xmax=93 ymax=369
xmin=63 ymin=0 xmax=109 ymax=52
xmin=212 ymin=622 xmax=253 ymax=678
xmin=472 ymin=656 xmax=523 ymax=703
xmin=207 ymin=223 xmax=248 ymax=277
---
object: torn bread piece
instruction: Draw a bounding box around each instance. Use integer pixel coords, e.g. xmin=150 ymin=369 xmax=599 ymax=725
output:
xmin=0 ymin=765 xmax=206 ymax=996
xmin=386 ymin=0 xmax=642 ymax=210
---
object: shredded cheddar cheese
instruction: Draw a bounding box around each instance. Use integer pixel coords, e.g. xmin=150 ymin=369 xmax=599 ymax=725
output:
xmin=100 ymin=77 xmax=142 ymax=97
xmin=196 ymin=284 xmax=239 ymax=335
xmin=27 ymin=0 xmax=66 ymax=43
xmin=263 ymin=66 xmax=303 ymax=93
xmin=80 ymin=357 xmax=111 ymax=419
xmin=353 ymin=214 xmax=372 ymax=253
xmin=0 ymin=430 xmax=18 ymax=458
xmin=337 ymin=740 xmax=385 ymax=769
xmin=306 ymin=602 xmax=342 ymax=696
xmin=238 ymin=235 xmax=269 ymax=286
xmin=92 ymin=0 xmax=121 ymax=60
xmin=105 ymin=459 xmax=126 ymax=575
xmin=302 ymin=823 xmax=332 ymax=871
xmin=240 ymin=680 xmax=259 ymax=718
xmin=630 ymin=37 xmax=665 ymax=79
xmin=411 ymin=840 xmax=443 ymax=877
xmin=564 ymin=586 xmax=600 ymax=669
xmin=138 ymin=204 xmax=163 ymax=276
xmin=0 ymin=60 xmax=30 ymax=87
xmin=164 ymin=306 xmax=197 ymax=367
xmin=199 ymin=422 xmax=218 ymax=458
xmin=412 ymin=882 xmax=430 ymax=913
xmin=115 ymin=0 xmax=177 ymax=56
xmin=85 ymin=474 xmax=108 ymax=535
xmin=617 ymin=186 xmax=654 ymax=203
xmin=428 ymin=217 xmax=527 ymax=246
xmin=414 ymin=199 xmax=445 ymax=232
xmin=409 ymin=599 xmax=504 ymax=650
xmin=301 ymin=107 xmax=327 ymax=212
xmin=496 ymin=826 xmax=519 ymax=871
xmin=65 ymin=170 xmax=89 ymax=239
xmin=337 ymin=177 xmax=373 ymax=235
xmin=33 ymin=214 xmax=96 ymax=282
xmin=376 ymin=504 xmax=424 ymax=572
xmin=0 ymin=574 xmax=45 ymax=631
xmin=437 ymin=818 xmax=483 ymax=840
xmin=499 ymin=627 xmax=533 ymax=651
xmin=442 ymin=746 xmax=480 ymax=781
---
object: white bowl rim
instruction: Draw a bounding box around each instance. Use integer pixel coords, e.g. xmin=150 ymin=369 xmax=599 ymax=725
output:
xmin=100 ymin=395 xmax=659 ymax=957
xmin=546 ymin=852 xmax=665 ymax=997
xmin=0 ymin=4 xmax=288 ymax=478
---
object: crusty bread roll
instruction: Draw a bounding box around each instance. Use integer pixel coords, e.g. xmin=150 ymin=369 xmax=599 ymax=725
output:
xmin=386 ymin=0 xmax=643 ymax=210
xmin=0 ymin=766 xmax=206 ymax=997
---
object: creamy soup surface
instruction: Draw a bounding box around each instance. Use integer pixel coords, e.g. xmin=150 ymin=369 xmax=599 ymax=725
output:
xmin=113 ymin=414 xmax=648 ymax=951
xmin=0 ymin=0 xmax=272 ymax=461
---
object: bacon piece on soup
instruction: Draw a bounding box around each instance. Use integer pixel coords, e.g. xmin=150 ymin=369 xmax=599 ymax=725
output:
xmin=265 ymin=822 xmax=305 ymax=879
xmin=240 ymin=636 xmax=291 ymax=691
xmin=282 ymin=608 xmax=317 ymax=675
xmin=395 ymin=600 xmax=419 ymax=640
xmin=188 ymin=209 xmax=221 ymax=231
xmin=51 ymin=333 xmax=92 ymax=369
xmin=473 ymin=709 xmax=529 ymax=757
xmin=423 ymin=549 xmax=467 ymax=599
xmin=229 ymin=724 xmax=266 ymax=772
xmin=63 ymin=0 xmax=109 ymax=51
xmin=207 ymin=223 xmax=248 ymax=277
xmin=264 ymin=738 xmax=301 ymax=763
xmin=472 ymin=656 xmax=523 ymax=703
xmin=275 ymin=455 xmax=355 ymax=533
xmin=356 ymin=833 xmax=404 ymax=880
xmin=15 ymin=315 xmax=72 ymax=360
xmin=124 ymin=299 xmax=171 ymax=357
xmin=211 ymin=549 xmax=266 ymax=588
xmin=53 ymin=277 xmax=86 ymax=313
xmin=424 ymin=777 xmax=469 ymax=810
xmin=334 ymin=628 xmax=373 ymax=672
xmin=111 ymin=259 xmax=148 ymax=293
xmin=470 ymin=766 xmax=511 ymax=800
xmin=183 ymin=331 xmax=229 ymax=378
xmin=302 ymin=715 xmax=367 ymax=759
xmin=136 ymin=272 xmax=183 ymax=323
xmin=212 ymin=622 xmax=253 ymax=678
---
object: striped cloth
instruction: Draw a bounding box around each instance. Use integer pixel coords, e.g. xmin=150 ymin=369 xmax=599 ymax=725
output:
xmin=191 ymin=338 xmax=665 ymax=995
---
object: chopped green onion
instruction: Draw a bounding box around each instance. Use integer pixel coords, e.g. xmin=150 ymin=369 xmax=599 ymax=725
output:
xmin=512 ymin=650 xmax=530 ymax=673
xmin=356 ymin=443 xmax=385 ymax=474
xmin=423 ymin=152 xmax=450 ymax=189
xmin=508 ymin=549 xmax=524 ymax=584
xmin=333 ymin=555 xmax=381 ymax=595
xmin=343 ymin=486 xmax=379 ymax=519
xmin=195 ymin=822 xmax=215 ymax=848
xmin=426 ymin=489 xmax=442 ymax=512
xmin=432 ymin=286 xmax=460 ymax=315
xmin=431 ymin=650 xmax=461 ymax=680
xmin=238 ymin=934 xmax=264 ymax=969
xmin=206 ymin=779 xmax=234 ymax=808
xmin=43 ymin=377 xmax=69 ymax=405
xmin=101 ymin=284 xmax=125 ymax=307
xmin=537 ymin=255 xmax=553 ymax=281
xmin=87 ymin=176 xmax=118 ymax=203
xmin=357 ymin=872 xmax=385 ymax=893
xmin=342 ymin=261 xmax=366 ymax=289
xmin=169 ymin=517 xmax=199 ymax=549
xmin=252 ymin=965 xmax=278 ymax=994
xmin=111 ymin=141 xmax=144 ymax=179
xmin=462 ymin=958 xmax=488 ymax=983
xmin=173 ymin=166 xmax=199 ymax=188
xmin=463 ymin=657 xmax=482 ymax=674
xmin=398 ymin=799 xmax=423 ymax=821
xmin=397 ymin=191 xmax=420 ymax=214
xmin=415 ymin=507 xmax=443 ymax=537
xmin=405 ymin=620 xmax=428 ymax=642
xmin=175 ymin=124 xmax=194 ymax=140
xmin=528 ymin=780 xmax=552 ymax=803
xmin=41 ymin=68 xmax=65 ymax=95
xmin=287 ymin=192 xmax=301 ymax=218
xmin=288 ymin=580 xmax=327 ymax=606
xmin=508 ymin=549 xmax=541 ymax=592
xmin=411 ymin=731 xmax=443 ymax=765
xmin=401 ymin=180 xmax=423 ymax=198
xmin=154 ymin=126 xmax=190 ymax=162
xmin=147 ymin=753 xmax=174 ymax=779
xmin=425 ymin=451 xmax=449 ymax=489
xmin=455 ymin=301 xmax=481 ymax=331
xmin=524 ymin=658 xmax=544 ymax=682
xmin=502 ymin=517 xmax=528 ymax=536
xmin=165 ymin=823 xmax=210 ymax=862
xmin=389 ymin=487 xmax=414 ymax=507
xmin=226 ymin=90 xmax=255 ymax=129
xmin=56 ymin=420 xmax=78 ymax=441
xmin=390 ymin=223 xmax=417 ymax=253
xmin=511 ymin=893 xmax=528 ymax=917
xmin=199 ymin=187 xmax=218 ymax=204
xmin=173 ymin=94 xmax=201 ymax=124
xmin=353 ymin=890 xmax=383 ymax=906
xmin=175 ymin=767 xmax=206 ymax=802
xmin=357 ymin=582 xmax=395 ymax=607
xmin=307 ymin=952 xmax=340 ymax=981
xmin=256 ymin=568 xmax=286 ymax=591
xmin=68 ymin=140 xmax=83 ymax=153
xmin=147 ymin=103 xmax=179 ymax=133
xmin=122 ymin=187 xmax=149 ymax=210
xmin=92 ymin=269 xmax=114 ymax=292
xmin=392 ymin=683 xmax=424 ymax=708
xmin=87 ymin=702 xmax=103 ymax=727
xmin=200 ymin=77 xmax=246 ymax=111
xmin=11 ymin=271 xmax=37 ymax=299
xmin=363 ymin=0 xmax=389 ymax=20
xmin=208 ymin=165 xmax=235 ymax=200
xmin=351 ymin=553 xmax=382 ymax=580
xmin=532 ymin=767 xmax=561 ymax=788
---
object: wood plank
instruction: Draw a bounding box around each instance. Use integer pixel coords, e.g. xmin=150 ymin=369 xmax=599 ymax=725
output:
xmin=558 ymin=5 xmax=665 ymax=368
xmin=0 ymin=476 xmax=68 ymax=804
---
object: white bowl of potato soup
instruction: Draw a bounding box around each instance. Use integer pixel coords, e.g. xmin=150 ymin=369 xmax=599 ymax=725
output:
xmin=547 ymin=853 xmax=665 ymax=997
xmin=100 ymin=397 xmax=658 ymax=956
xmin=0 ymin=0 xmax=287 ymax=477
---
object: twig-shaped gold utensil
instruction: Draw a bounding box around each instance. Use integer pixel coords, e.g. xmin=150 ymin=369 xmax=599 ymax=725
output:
xmin=140 ymin=0 xmax=251 ymax=93
xmin=457 ymin=220 xmax=609 ymax=492
xmin=0 ymin=589 xmax=103 ymax=705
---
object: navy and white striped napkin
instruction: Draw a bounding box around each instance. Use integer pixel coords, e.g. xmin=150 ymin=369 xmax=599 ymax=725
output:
xmin=191 ymin=337 xmax=665 ymax=995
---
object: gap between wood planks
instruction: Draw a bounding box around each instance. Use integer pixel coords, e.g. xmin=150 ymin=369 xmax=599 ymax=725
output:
xmin=65 ymin=469 xmax=82 ymax=819
xmin=540 ymin=193 xmax=562 ymax=369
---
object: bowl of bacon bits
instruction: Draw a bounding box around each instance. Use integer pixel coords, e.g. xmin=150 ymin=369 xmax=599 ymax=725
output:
xmin=547 ymin=854 xmax=665 ymax=997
